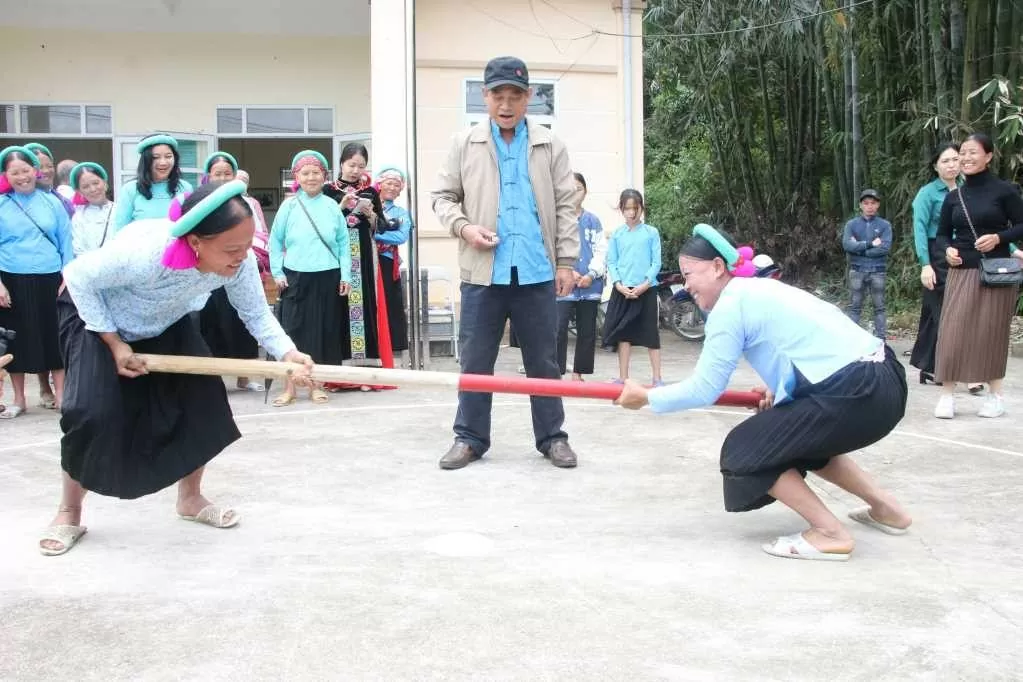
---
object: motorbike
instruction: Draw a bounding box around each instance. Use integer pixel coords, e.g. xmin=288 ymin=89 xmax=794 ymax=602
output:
xmin=665 ymin=259 xmax=783 ymax=342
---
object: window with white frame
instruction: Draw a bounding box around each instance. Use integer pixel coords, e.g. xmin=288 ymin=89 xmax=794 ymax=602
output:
xmin=464 ymin=80 xmax=556 ymax=129
xmin=216 ymin=106 xmax=335 ymax=136
xmin=0 ymin=103 xmax=112 ymax=137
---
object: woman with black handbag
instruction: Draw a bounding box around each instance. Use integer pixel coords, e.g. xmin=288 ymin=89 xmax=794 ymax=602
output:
xmin=933 ymin=133 xmax=1023 ymax=419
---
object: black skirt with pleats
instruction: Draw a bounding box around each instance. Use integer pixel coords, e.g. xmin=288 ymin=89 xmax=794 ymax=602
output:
xmin=199 ymin=286 xmax=259 ymax=360
xmin=0 ymin=271 xmax=63 ymax=373
xmin=719 ymin=345 xmax=907 ymax=513
xmin=276 ymin=267 xmax=343 ymax=365
xmin=57 ymin=291 xmax=241 ymax=499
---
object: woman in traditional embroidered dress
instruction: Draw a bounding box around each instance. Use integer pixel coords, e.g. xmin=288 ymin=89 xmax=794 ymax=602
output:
xmin=322 ymin=143 xmax=395 ymax=391
xmin=112 ymin=133 xmax=193 ymax=231
xmin=69 ymin=162 xmax=116 ymax=256
xmin=197 ymin=152 xmax=267 ymax=392
xmin=269 ymin=150 xmax=352 ymax=406
xmin=41 ymin=180 xmax=314 ymax=556
xmin=616 ymin=224 xmax=913 ymax=562
xmin=0 ymin=146 xmax=73 ymax=419
xmin=375 ymin=166 xmax=412 ymax=358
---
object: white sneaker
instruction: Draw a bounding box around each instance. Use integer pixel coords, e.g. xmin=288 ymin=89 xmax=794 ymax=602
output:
xmin=977 ymin=394 xmax=1005 ymax=418
xmin=934 ymin=395 xmax=955 ymax=419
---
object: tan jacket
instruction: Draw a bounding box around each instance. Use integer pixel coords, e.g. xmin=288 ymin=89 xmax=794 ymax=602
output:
xmin=431 ymin=119 xmax=580 ymax=285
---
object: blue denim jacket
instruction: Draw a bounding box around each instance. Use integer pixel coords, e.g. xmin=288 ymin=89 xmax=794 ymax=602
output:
xmin=842 ymin=216 xmax=892 ymax=272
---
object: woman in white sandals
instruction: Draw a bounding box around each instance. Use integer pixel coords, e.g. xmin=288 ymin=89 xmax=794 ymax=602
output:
xmin=40 ymin=180 xmax=314 ymax=556
xmin=615 ymin=224 xmax=913 ymax=562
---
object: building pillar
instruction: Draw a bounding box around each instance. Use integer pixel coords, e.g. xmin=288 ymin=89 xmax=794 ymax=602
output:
xmin=370 ymin=0 xmax=409 ymax=175
xmin=612 ymin=0 xmax=646 ymax=191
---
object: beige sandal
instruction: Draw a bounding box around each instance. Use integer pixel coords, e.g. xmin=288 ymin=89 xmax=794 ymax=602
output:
xmin=310 ymin=388 xmax=329 ymax=404
xmin=272 ymin=392 xmax=296 ymax=407
xmin=178 ymin=505 xmax=239 ymax=529
xmin=39 ymin=525 xmax=88 ymax=556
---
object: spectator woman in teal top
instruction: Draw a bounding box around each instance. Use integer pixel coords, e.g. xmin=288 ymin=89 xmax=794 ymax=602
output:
xmin=269 ymin=150 xmax=352 ymax=407
xmin=112 ymin=134 xmax=193 ymax=231
xmin=601 ymin=189 xmax=663 ymax=386
xmin=0 ymin=146 xmax=73 ymax=418
xmin=909 ymin=143 xmax=960 ymax=384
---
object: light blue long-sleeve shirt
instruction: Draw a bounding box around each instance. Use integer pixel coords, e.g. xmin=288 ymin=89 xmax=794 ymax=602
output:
xmin=62 ymin=219 xmax=295 ymax=359
xmin=490 ymin=119 xmax=553 ymax=285
xmin=269 ymin=191 xmax=351 ymax=283
xmin=912 ymin=178 xmax=957 ymax=266
xmin=647 ymin=277 xmax=882 ymax=413
xmin=113 ymin=179 xmax=193 ymax=232
xmin=606 ymin=223 xmax=661 ymax=287
xmin=0 ymin=190 xmax=73 ymax=274
xmin=376 ymin=200 xmax=412 ymax=255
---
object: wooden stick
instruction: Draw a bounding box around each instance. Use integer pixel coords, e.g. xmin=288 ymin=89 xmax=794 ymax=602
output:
xmin=136 ymin=354 xmax=762 ymax=407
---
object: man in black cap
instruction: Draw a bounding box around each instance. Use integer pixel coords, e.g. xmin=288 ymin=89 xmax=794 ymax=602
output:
xmin=432 ymin=56 xmax=581 ymax=470
xmin=842 ymin=189 xmax=892 ymax=340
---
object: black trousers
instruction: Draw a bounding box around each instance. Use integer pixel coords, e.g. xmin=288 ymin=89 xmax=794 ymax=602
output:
xmin=556 ymin=299 xmax=598 ymax=375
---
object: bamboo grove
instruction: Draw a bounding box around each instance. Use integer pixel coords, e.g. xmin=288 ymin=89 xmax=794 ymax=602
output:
xmin=642 ymin=0 xmax=1023 ymax=306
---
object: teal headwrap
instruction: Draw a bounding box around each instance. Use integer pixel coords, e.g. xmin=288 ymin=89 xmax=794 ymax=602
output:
xmin=204 ymin=151 xmax=239 ymax=174
xmin=0 ymin=145 xmax=41 ymax=169
xmin=24 ymin=142 xmax=54 ymax=160
xmin=290 ymin=150 xmax=329 ymax=172
xmin=137 ymin=134 xmax=180 ymax=154
xmin=168 ymin=179 xmax=247 ymax=238
xmin=69 ymin=162 xmax=109 ymax=188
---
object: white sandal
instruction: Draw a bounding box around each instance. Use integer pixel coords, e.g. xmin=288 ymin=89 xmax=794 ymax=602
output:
xmin=848 ymin=507 xmax=909 ymax=535
xmin=39 ymin=525 xmax=88 ymax=556
xmin=178 ymin=505 xmax=240 ymax=528
xmin=762 ymin=533 xmax=851 ymax=562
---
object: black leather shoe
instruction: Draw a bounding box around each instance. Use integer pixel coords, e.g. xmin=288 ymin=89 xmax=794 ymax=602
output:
xmin=546 ymin=440 xmax=578 ymax=468
xmin=439 ymin=442 xmax=480 ymax=470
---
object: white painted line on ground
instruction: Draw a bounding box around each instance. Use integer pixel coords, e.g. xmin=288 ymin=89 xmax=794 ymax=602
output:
xmin=2 ymin=400 xmax=1021 ymax=460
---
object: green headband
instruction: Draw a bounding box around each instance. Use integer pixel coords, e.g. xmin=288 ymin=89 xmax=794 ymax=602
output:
xmin=692 ymin=223 xmax=739 ymax=267
xmin=291 ymin=150 xmax=328 ymax=171
xmin=204 ymin=151 xmax=239 ymax=174
xmin=376 ymin=166 xmax=406 ymax=181
xmin=25 ymin=142 xmax=54 ymax=160
xmin=168 ymin=179 xmax=247 ymax=238
xmin=69 ymin=162 xmax=109 ymax=188
xmin=137 ymin=134 xmax=179 ymax=154
xmin=0 ymin=145 xmax=41 ymax=169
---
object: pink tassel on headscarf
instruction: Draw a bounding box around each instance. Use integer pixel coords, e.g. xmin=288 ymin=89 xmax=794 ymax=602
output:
xmin=72 ymin=192 xmax=88 ymax=206
xmin=160 ymin=195 xmax=199 ymax=269
xmin=291 ymin=180 xmax=300 ymax=193
xmin=0 ymin=176 xmax=11 ymax=194
xmin=731 ymin=246 xmax=758 ymax=278
xmin=161 ymin=237 xmax=199 ymax=269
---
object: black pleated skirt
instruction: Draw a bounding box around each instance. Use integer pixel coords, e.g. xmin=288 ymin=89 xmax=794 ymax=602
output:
xmin=0 ymin=271 xmax=63 ymax=373
xmin=601 ymin=288 xmax=660 ymax=349
xmin=57 ymin=291 xmax=241 ymax=500
xmin=719 ymin=345 xmax=907 ymax=513
xmin=277 ymin=267 xmax=343 ymax=365
xmin=199 ymin=287 xmax=259 ymax=360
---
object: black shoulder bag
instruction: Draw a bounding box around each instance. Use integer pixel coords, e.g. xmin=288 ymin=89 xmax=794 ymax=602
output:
xmin=956 ymin=188 xmax=1023 ymax=288
xmin=3 ymin=196 xmax=61 ymax=254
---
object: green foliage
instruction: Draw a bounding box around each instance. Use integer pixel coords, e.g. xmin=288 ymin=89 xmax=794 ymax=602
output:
xmin=643 ymin=0 xmax=1023 ymax=308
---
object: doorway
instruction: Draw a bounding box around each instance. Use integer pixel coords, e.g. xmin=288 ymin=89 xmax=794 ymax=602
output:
xmin=5 ymin=137 xmax=113 ymax=189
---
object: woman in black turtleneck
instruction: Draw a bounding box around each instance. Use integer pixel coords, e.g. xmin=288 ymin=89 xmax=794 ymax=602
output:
xmin=933 ymin=132 xmax=1023 ymax=420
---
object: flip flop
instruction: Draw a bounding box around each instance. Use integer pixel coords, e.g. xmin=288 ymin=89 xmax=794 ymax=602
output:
xmin=178 ymin=505 xmax=240 ymax=528
xmin=0 ymin=405 xmax=25 ymax=419
xmin=272 ymin=392 xmax=296 ymax=407
xmin=39 ymin=525 xmax=88 ymax=556
xmin=38 ymin=395 xmax=57 ymax=410
xmin=848 ymin=507 xmax=909 ymax=535
xmin=762 ymin=533 xmax=851 ymax=562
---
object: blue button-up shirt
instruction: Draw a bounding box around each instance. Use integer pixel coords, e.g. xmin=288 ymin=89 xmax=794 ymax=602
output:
xmin=490 ymin=119 xmax=553 ymax=285
xmin=647 ymin=277 xmax=882 ymax=413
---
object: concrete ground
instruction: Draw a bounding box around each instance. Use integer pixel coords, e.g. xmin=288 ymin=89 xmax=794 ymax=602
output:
xmin=1 ymin=335 xmax=1022 ymax=681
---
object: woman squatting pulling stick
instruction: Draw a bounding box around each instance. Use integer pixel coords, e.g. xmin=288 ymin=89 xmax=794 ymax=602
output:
xmin=41 ymin=180 xmax=314 ymax=556
xmin=615 ymin=224 xmax=913 ymax=562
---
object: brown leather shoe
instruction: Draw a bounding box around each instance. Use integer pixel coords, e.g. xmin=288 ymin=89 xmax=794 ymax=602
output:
xmin=439 ymin=442 xmax=480 ymax=470
xmin=546 ymin=440 xmax=577 ymax=468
